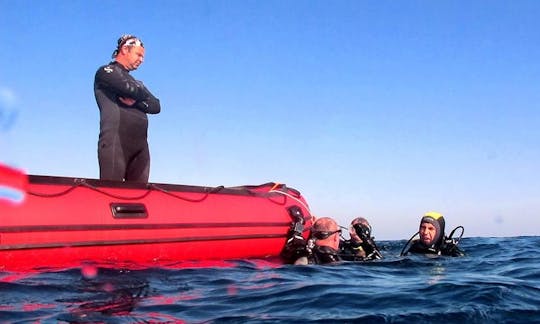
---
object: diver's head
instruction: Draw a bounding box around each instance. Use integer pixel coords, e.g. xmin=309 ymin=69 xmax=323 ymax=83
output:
xmin=349 ymin=217 xmax=371 ymax=243
xmin=112 ymin=34 xmax=145 ymax=71
xmin=419 ymin=211 xmax=445 ymax=247
xmin=310 ymin=217 xmax=341 ymax=250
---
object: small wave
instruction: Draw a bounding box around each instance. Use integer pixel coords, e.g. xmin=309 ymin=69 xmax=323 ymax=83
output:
xmin=1 ymin=236 xmax=540 ymax=322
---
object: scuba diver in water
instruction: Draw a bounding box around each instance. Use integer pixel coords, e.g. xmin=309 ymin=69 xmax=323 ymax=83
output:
xmin=280 ymin=209 xmax=382 ymax=265
xmin=401 ymin=211 xmax=465 ymax=257
xmin=281 ymin=216 xmax=343 ymax=265
xmin=340 ymin=217 xmax=383 ymax=261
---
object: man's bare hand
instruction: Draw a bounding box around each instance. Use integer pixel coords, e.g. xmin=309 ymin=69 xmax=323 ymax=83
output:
xmin=119 ymin=97 xmax=136 ymax=106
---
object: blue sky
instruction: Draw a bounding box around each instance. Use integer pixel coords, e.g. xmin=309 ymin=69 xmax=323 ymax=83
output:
xmin=1 ymin=1 xmax=539 ymax=240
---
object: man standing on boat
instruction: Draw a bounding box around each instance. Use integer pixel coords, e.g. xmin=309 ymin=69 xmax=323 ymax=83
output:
xmin=94 ymin=34 xmax=160 ymax=182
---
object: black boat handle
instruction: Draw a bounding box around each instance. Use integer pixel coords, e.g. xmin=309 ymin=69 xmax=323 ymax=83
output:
xmin=110 ymin=203 xmax=148 ymax=219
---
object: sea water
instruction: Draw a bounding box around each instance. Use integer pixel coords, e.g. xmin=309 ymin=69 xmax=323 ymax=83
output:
xmin=1 ymin=236 xmax=539 ymax=323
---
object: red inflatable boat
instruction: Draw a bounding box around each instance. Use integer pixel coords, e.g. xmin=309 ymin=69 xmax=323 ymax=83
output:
xmin=0 ymin=163 xmax=312 ymax=271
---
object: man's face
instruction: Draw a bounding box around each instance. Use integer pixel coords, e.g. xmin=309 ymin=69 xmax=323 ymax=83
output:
xmin=123 ymin=46 xmax=145 ymax=71
xmin=419 ymin=222 xmax=437 ymax=246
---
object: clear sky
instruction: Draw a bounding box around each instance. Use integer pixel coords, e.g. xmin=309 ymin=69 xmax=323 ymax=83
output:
xmin=1 ymin=1 xmax=539 ymax=240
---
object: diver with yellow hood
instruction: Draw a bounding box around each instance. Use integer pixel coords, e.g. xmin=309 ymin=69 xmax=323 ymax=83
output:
xmin=401 ymin=211 xmax=465 ymax=257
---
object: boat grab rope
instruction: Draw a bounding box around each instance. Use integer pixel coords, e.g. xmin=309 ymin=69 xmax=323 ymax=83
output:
xmin=27 ymin=179 xmax=311 ymax=209
xmin=268 ymin=188 xmax=313 ymax=222
xmin=28 ymin=179 xmax=152 ymax=200
xmin=149 ymin=184 xmax=224 ymax=203
xmin=28 ymin=179 xmax=216 ymax=202
xmin=26 ymin=179 xmax=85 ymax=198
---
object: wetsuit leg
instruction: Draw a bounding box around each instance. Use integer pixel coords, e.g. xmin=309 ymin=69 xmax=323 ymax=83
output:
xmin=98 ymin=135 xmax=126 ymax=181
xmin=125 ymin=143 xmax=150 ymax=182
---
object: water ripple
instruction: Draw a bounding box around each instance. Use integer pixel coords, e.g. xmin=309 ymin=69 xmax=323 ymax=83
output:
xmin=1 ymin=237 xmax=540 ymax=323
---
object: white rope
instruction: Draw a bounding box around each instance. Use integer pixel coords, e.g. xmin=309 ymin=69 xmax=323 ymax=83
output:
xmin=268 ymin=189 xmax=313 ymax=221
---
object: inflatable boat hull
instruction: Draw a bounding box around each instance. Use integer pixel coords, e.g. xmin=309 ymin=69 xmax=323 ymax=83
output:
xmin=0 ymin=164 xmax=312 ymax=270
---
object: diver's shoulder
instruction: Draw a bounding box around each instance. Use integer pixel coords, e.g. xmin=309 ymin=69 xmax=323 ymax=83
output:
xmin=96 ymin=62 xmax=123 ymax=75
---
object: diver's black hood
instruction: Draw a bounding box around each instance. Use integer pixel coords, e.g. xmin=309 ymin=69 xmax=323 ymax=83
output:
xmin=420 ymin=212 xmax=445 ymax=248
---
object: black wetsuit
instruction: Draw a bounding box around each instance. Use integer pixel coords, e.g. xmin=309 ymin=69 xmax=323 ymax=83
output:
xmin=406 ymin=239 xmax=464 ymax=257
xmin=281 ymin=236 xmax=342 ymax=265
xmin=94 ymin=61 xmax=160 ymax=182
xmin=340 ymin=239 xmax=382 ymax=261
xmin=309 ymin=245 xmax=341 ymax=264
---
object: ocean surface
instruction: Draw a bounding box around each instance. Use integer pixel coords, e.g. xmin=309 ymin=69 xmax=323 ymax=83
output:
xmin=1 ymin=236 xmax=539 ymax=323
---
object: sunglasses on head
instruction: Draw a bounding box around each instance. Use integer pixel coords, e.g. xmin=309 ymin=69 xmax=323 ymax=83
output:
xmin=118 ymin=35 xmax=144 ymax=48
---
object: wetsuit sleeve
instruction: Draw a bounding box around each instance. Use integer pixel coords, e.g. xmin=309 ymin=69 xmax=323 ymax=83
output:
xmin=95 ymin=64 xmax=152 ymax=102
xmin=133 ymin=82 xmax=161 ymax=114
xmin=280 ymin=232 xmax=308 ymax=264
xmin=360 ymin=239 xmax=383 ymax=260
